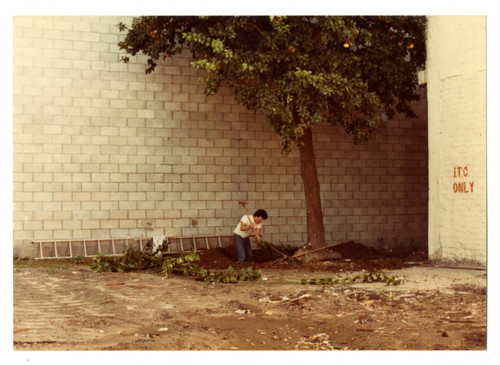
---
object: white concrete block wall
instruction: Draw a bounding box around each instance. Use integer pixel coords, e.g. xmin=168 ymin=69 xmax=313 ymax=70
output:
xmin=427 ymin=16 xmax=487 ymax=264
xmin=13 ymin=16 xmax=428 ymax=257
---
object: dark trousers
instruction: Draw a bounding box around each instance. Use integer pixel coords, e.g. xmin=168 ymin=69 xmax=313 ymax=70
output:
xmin=233 ymin=234 xmax=252 ymax=263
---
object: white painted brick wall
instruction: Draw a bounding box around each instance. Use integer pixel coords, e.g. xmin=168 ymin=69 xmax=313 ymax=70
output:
xmin=427 ymin=16 xmax=486 ymax=264
xmin=13 ymin=16 xmax=428 ymax=257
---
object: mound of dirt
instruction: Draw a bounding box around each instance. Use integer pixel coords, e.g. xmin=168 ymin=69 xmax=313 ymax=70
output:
xmin=197 ymin=247 xmax=238 ymax=269
xmin=196 ymin=241 xmax=428 ymax=273
xmin=327 ymin=241 xmax=380 ymax=259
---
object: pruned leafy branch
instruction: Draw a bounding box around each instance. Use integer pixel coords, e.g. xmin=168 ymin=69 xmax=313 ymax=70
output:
xmin=300 ymin=270 xmax=405 ymax=286
xmin=89 ymin=246 xmax=262 ymax=284
xmin=89 ymin=241 xmax=164 ymax=273
xmin=163 ymin=252 xmax=262 ymax=283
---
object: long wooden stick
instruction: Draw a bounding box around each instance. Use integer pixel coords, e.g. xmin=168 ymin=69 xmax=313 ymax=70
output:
xmin=265 ymin=242 xmax=295 ymax=260
xmin=238 ymin=201 xmax=252 ymax=223
xmin=292 ymin=241 xmax=344 ymax=258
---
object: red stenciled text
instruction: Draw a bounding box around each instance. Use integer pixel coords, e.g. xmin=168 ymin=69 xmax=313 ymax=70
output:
xmin=453 ymin=166 xmax=474 ymax=193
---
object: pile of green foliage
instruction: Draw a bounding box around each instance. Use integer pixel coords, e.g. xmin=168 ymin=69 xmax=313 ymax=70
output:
xmin=122 ymin=244 xmax=164 ymax=271
xmin=300 ymin=270 xmax=405 ymax=286
xmin=89 ymin=246 xmax=262 ymax=284
xmin=89 ymin=253 xmax=124 ymax=272
xmin=163 ymin=252 xmax=262 ymax=283
xmin=89 ymin=241 xmax=164 ymax=273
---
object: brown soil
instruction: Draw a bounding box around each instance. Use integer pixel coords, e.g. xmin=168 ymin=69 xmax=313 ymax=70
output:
xmin=198 ymin=241 xmax=428 ymax=270
xmin=13 ymin=243 xmax=486 ymax=351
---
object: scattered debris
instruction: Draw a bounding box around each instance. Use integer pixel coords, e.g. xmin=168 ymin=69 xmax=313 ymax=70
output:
xmin=235 ymin=309 xmax=251 ymax=314
xmin=296 ymin=333 xmax=344 ymax=350
xmin=258 ymin=293 xmax=313 ymax=303
xmin=13 ymin=243 xmax=485 ymax=351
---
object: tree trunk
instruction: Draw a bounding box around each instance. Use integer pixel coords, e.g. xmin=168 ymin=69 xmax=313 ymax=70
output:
xmin=299 ymin=127 xmax=326 ymax=249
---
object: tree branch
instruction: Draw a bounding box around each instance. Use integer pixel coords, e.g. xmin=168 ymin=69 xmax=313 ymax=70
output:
xmin=243 ymin=22 xmax=263 ymax=34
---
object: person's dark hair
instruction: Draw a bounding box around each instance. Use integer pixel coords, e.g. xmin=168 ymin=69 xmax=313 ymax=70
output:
xmin=253 ymin=209 xmax=268 ymax=220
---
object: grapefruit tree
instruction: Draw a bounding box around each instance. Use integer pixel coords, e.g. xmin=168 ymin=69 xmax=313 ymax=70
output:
xmin=118 ymin=16 xmax=426 ymax=250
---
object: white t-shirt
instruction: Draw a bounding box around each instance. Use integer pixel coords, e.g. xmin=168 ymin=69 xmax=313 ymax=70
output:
xmin=233 ymin=215 xmax=262 ymax=239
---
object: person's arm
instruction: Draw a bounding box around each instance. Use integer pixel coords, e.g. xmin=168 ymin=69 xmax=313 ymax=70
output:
xmin=240 ymin=216 xmax=254 ymax=231
xmin=254 ymin=227 xmax=262 ymax=243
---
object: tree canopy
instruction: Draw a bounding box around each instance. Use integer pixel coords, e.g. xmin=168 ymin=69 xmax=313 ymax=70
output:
xmin=119 ymin=16 xmax=426 ymax=152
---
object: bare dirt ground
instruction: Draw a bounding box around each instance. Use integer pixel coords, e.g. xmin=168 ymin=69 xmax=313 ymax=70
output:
xmin=13 ymin=243 xmax=487 ymax=351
